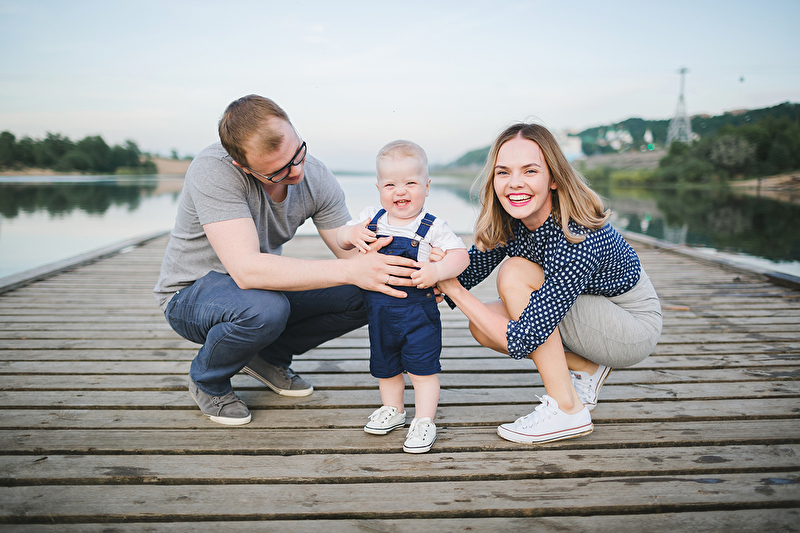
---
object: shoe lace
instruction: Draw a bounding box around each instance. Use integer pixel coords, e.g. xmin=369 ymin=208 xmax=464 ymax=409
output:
xmin=407 ymin=419 xmax=431 ymax=441
xmin=571 ymin=371 xmax=592 ymax=402
xmin=212 ymin=391 xmax=241 ymax=408
xmin=516 ymin=395 xmax=557 ymax=429
xmin=369 ymin=406 xmax=395 ymax=423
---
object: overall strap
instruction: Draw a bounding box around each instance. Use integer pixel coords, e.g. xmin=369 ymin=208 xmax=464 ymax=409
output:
xmin=367 ymin=209 xmax=387 ymax=233
xmin=411 ymin=212 xmax=437 ymax=247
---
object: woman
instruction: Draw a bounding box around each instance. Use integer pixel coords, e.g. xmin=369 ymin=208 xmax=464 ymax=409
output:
xmin=437 ymin=123 xmax=662 ymax=444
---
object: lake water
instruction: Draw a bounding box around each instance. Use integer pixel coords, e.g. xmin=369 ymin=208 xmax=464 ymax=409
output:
xmin=1 ymin=173 xmax=798 ymax=281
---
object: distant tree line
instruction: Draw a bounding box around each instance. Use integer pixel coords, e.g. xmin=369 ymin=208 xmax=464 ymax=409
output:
xmin=579 ymin=118 xmax=668 ymax=155
xmin=442 ymin=103 xmax=800 ymax=184
xmin=578 ymin=102 xmax=800 ymax=156
xmin=0 ymin=131 xmax=157 ymax=174
xmin=654 ymin=110 xmax=800 ymax=183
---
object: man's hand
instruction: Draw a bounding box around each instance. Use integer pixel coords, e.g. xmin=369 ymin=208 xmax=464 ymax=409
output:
xmin=346 ymin=236 xmax=417 ymax=298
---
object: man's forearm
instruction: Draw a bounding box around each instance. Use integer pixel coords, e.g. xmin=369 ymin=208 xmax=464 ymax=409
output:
xmin=232 ymin=254 xmax=352 ymax=291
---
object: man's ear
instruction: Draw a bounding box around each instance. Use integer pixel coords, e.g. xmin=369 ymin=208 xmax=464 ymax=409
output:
xmin=231 ymin=160 xmax=243 ymax=169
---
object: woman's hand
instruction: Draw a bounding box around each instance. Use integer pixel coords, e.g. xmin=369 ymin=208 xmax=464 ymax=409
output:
xmin=436 ymin=276 xmax=461 ymax=297
xmin=435 ymin=276 xmax=462 ymax=304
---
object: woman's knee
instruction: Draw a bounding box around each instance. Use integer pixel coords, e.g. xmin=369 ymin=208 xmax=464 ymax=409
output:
xmin=497 ymin=257 xmax=544 ymax=295
xmin=496 ymin=258 xmax=544 ymax=319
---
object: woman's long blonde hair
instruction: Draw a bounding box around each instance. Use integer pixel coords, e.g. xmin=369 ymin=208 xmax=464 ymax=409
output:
xmin=473 ymin=123 xmax=610 ymax=251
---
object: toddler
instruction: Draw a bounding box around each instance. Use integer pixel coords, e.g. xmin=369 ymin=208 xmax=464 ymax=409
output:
xmin=337 ymin=140 xmax=469 ymax=453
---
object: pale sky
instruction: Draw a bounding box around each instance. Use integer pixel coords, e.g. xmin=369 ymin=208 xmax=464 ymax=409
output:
xmin=1 ymin=0 xmax=798 ymax=171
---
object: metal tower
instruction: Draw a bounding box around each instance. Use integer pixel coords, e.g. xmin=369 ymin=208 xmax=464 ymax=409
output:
xmin=666 ymin=67 xmax=692 ymax=145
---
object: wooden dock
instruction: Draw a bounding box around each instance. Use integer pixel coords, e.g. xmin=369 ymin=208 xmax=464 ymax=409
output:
xmin=0 ymin=233 xmax=798 ymax=531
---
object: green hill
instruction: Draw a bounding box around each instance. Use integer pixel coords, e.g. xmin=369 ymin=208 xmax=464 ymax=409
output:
xmin=441 ymin=102 xmax=800 ymax=168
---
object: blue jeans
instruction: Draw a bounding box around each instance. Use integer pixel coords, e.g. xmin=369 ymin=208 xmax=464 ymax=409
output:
xmin=165 ymin=271 xmax=367 ymax=396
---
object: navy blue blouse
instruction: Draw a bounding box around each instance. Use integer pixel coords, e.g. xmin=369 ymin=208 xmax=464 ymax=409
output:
xmin=455 ymin=216 xmax=641 ymax=359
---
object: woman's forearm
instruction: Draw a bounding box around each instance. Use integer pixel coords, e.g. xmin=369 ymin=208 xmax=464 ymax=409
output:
xmin=440 ymin=279 xmax=510 ymax=351
xmin=435 ymin=248 xmax=470 ymax=280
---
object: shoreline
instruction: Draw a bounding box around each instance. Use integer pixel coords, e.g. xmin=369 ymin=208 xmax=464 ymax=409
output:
xmin=3 ymin=160 xmax=798 ymax=204
xmin=729 ymin=172 xmax=800 ymax=204
xmin=0 ymin=157 xmax=192 ymax=176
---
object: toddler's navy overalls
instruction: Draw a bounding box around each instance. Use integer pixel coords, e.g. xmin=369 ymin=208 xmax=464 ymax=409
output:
xmin=363 ymin=209 xmax=442 ymax=379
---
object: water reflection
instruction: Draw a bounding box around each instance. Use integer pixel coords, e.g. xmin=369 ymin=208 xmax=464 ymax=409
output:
xmin=433 ymin=176 xmax=800 ymax=266
xmin=0 ymin=174 xmax=797 ymax=281
xmin=0 ymin=176 xmax=159 ymax=218
xmin=597 ymin=185 xmax=800 ymax=265
xmin=0 ymin=175 xmax=182 ymax=280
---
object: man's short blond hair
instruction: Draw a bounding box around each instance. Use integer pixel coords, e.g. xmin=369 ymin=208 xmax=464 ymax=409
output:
xmin=218 ymin=95 xmax=290 ymax=167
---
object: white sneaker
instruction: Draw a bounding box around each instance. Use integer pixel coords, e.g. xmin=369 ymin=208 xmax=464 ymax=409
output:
xmin=570 ymin=364 xmax=612 ymax=411
xmin=364 ymin=405 xmax=406 ymax=435
xmin=497 ymin=395 xmax=593 ymax=444
xmin=403 ymin=417 xmax=436 ymax=453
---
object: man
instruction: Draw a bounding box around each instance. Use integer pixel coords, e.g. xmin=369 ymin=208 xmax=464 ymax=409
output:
xmin=153 ymin=95 xmax=416 ymax=425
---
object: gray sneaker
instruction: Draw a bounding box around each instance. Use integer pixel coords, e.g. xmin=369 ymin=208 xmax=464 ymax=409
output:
xmin=242 ymin=357 xmax=314 ymax=397
xmin=188 ymin=380 xmax=251 ymax=425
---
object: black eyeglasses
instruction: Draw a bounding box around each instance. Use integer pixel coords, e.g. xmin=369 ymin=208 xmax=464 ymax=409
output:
xmin=244 ymin=141 xmax=307 ymax=183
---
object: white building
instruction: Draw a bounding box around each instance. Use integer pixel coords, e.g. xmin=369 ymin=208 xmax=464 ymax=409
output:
xmin=554 ymin=130 xmax=584 ymax=161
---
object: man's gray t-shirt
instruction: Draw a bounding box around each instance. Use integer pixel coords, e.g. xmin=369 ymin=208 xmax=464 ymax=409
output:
xmin=153 ymin=142 xmax=351 ymax=311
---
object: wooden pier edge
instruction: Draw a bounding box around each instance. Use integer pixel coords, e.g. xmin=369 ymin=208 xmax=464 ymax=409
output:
xmin=0 ymin=230 xmax=170 ymax=296
xmin=618 ymin=229 xmax=800 ymax=290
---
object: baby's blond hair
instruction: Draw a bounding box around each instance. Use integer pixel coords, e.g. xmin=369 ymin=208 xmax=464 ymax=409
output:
xmin=376 ymin=140 xmax=429 ymax=178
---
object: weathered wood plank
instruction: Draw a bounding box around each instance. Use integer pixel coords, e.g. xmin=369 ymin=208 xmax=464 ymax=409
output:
xmin=1 ymin=472 xmax=798 ymax=522
xmin=2 ymin=421 xmax=799 ymax=454
xmin=2 ymin=445 xmax=797 ymax=485
xmin=4 ymin=307 xmax=799 ymax=320
xmin=5 ymin=320 xmax=800 ymax=334
xmin=1 ymin=367 xmax=798 ymax=391
xmin=0 ymin=398 xmax=797 ymax=429
xmin=1 ymin=341 xmax=800 ymax=360
xmin=2 ymin=353 xmax=797 ymax=371
xmin=1 ymin=317 xmax=800 ymax=335
xmin=1 ymin=381 xmax=798 ymax=409
xmin=3 ymin=297 xmax=798 ymax=311
xmin=2 ymin=510 xmax=798 ymax=533
xmin=1 ymin=330 xmax=799 ymax=349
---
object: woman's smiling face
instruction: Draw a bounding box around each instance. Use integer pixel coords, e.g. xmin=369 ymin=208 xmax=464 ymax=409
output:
xmin=493 ymin=135 xmax=557 ymax=230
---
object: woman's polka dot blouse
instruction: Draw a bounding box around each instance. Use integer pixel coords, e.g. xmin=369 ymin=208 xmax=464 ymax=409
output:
xmin=456 ymin=215 xmax=642 ymax=359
